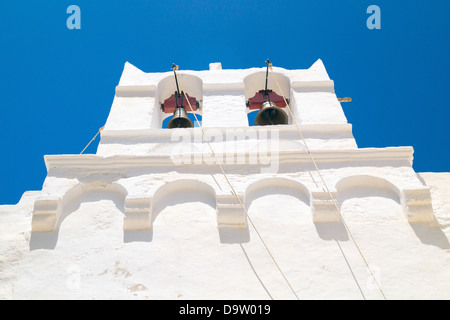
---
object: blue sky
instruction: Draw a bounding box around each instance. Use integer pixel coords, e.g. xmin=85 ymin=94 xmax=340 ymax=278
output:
xmin=1 ymin=1 xmax=449 ymax=204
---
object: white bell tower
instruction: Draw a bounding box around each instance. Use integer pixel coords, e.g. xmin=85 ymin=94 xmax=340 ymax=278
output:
xmin=3 ymin=60 xmax=449 ymax=300
xmin=33 ymin=59 xmax=433 ymax=232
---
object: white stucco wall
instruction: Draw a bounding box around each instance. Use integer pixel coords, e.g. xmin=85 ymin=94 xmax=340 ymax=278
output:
xmin=0 ymin=173 xmax=449 ymax=299
xmin=1 ymin=61 xmax=449 ymax=300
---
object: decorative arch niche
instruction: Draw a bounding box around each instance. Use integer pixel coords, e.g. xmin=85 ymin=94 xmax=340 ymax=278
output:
xmin=30 ymin=182 xmax=128 ymax=250
xmin=336 ymin=175 xmax=402 ymax=206
xmin=335 ymin=174 xmax=435 ymax=223
xmin=150 ymin=179 xmax=217 ymax=226
xmin=244 ymin=177 xmax=310 ymax=210
xmin=57 ymin=183 xmax=128 ymax=227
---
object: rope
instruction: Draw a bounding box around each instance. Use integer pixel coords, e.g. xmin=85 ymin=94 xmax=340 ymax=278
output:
xmin=173 ymin=68 xmax=300 ymax=300
xmin=80 ymin=126 xmax=104 ymax=154
xmin=268 ymin=65 xmax=387 ymax=300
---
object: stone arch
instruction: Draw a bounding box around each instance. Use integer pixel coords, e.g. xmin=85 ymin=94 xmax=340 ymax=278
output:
xmin=244 ymin=177 xmax=310 ymax=210
xmin=58 ymin=182 xmax=128 ymax=228
xmin=336 ymin=175 xmax=402 ymax=206
xmin=30 ymin=182 xmax=128 ymax=250
xmin=336 ymin=175 xmax=435 ymax=223
xmin=150 ymin=179 xmax=217 ymax=226
xmin=32 ymin=181 xmax=129 ymax=233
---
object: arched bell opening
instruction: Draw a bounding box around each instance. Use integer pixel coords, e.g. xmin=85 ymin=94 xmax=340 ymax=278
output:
xmin=247 ymin=109 xmax=258 ymax=126
xmin=244 ymin=61 xmax=291 ymax=127
xmin=156 ymin=67 xmax=203 ymax=129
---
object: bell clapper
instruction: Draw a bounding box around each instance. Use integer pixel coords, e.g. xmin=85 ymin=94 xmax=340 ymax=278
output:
xmin=167 ymin=64 xmax=194 ymax=129
xmin=253 ymin=59 xmax=289 ymax=126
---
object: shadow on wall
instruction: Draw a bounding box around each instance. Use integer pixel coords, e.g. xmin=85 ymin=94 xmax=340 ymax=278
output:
xmin=414 ymin=173 xmax=450 ymax=249
xmin=410 ymin=224 xmax=450 ymax=250
xmin=124 ymin=217 xmax=251 ymax=245
xmin=29 ymin=190 xmax=125 ymax=250
xmin=29 ymin=230 xmax=59 ymax=251
xmin=124 ymin=229 xmax=153 ymax=243
xmin=314 ymin=221 xmax=349 ymax=241
xmin=218 ymin=228 xmax=250 ymax=244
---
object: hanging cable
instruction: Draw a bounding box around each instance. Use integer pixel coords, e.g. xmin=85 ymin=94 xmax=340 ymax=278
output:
xmin=268 ymin=62 xmax=387 ymax=300
xmin=80 ymin=126 xmax=104 ymax=154
xmin=263 ymin=59 xmax=271 ymax=103
xmin=173 ymin=66 xmax=300 ymax=300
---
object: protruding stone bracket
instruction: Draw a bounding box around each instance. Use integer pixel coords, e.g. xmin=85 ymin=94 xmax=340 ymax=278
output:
xmin=123 ymin=195 xmax=151 ymax=230
xmin=311 ymin=191 xmax=340 ymax=223
xmin=216 ymin=194 xmax=247 ymax=229
xmin=32 ymin=196 xmax=62 ymax=232
xmin=401 ymin=188 xmax=435 ymax=223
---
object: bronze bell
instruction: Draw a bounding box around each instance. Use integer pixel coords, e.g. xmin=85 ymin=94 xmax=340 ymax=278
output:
xmin=167 ymin=107 xmax=194 ymax=129
xmin=254 ymin=101 xmax=289 ymax=126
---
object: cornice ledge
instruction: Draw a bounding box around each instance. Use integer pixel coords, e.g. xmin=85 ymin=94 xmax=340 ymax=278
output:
xmin=291 ymin=80 xmax=334 ymax=89
xmin=115 ymin=85 xmax=157 ymax=97
xmin=100 ymin=123 xmax=354 ymax=139
xmin=44 ymin=147 xmax=414 ymax=171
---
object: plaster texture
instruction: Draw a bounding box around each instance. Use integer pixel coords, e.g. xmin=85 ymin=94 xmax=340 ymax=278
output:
xmin=1 ymin=61 xmax=449 ymax=300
